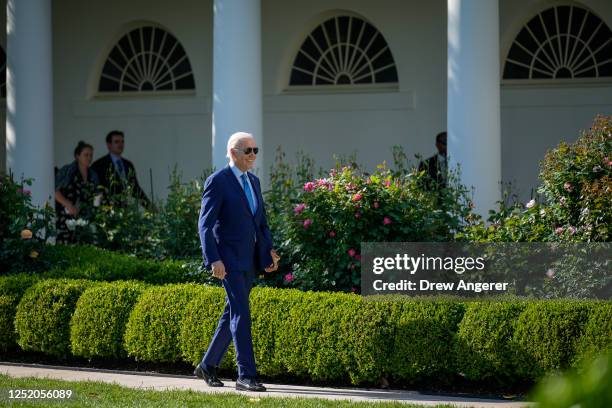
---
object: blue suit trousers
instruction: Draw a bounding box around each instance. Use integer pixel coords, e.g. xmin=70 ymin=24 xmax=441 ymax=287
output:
xmin=201 ymin=264 xmax=257 ymax=379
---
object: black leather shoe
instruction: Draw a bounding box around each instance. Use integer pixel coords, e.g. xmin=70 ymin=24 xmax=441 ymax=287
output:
xmin=194 ymin=364 xmax=224 ymax=387
xmin=236 ymin=377 xmax=266 ymax=392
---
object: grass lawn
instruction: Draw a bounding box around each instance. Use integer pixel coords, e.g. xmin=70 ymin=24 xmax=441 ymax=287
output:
xmin=0 ymin=374 xmax=458 ymax=407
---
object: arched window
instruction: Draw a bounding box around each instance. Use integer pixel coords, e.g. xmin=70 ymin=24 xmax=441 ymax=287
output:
xmin=504 ymin=5 xmax=612 ymax=79
xmin=1 ymin=47 xmax=6 ymax=98
xmin=290 ymin=15 xmax=398 ymax=87
xmin=98 ymin=26 xmax=195 ymax=93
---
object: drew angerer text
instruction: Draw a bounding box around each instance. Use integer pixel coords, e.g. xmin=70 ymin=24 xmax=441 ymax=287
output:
xmin=372 ymin=279 xmax=509 ymax=293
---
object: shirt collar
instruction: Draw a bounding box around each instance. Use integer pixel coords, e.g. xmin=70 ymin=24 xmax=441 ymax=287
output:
xmin=229 ymin=162 xmax=248 ymax=179
xmin=110 ymin=153 xmax=122 ymax=164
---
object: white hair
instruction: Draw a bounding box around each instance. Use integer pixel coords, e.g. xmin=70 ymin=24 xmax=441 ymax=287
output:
xmin=226 ymin=132 xmax=254 ymax=159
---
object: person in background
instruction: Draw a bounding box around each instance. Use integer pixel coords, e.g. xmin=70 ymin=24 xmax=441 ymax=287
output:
xmin=91 ymin=130 xmax=152 ymax=209
xmin=418 ymin=131 xmax=447 ymax=190
xmin=55 ymin=141 xmax=101 ymax=243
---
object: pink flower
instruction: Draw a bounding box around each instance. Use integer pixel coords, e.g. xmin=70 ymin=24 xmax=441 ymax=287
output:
xmin=568 ymin=226 xmax=577 ymax=235
xmin=383 ymin=216 xmax=392 ymax=225
xmin=349 ymin=263 xmax=356 ymax=270
xmin=385 ymin=180 xmax=392 ymax=187
xmin=352 ymin=193 xmax=363 ymax=202
xmin=328 ymin=231 xmax=336 ymax=238
xmin=526 ymin=199 xmax=536 ymax=209
xmin=563 ymin=182 xmax=573 ymax=192
xmin=303 ymin=218 xmax=312 ymax=229
xmin=560 ymin=197 xmax=567 ymax=205
xmin=354 ymin=211 xmax=362 ymax=219
xmin=546 ymin=269 xmax=555 ymax=278
xmin=348 ymin=248 xmax=356 ymax=257
xmin=345 ymin=183 xmax=356 ymax=191
xmin=604 ymin=157 xmax=611 ymax=167
xmin=354 ymin=254 xmax=361 ymax=261
xmin=555 ymin=227 xmax=564 ymax=235
xmin=17 ymin=188 xmax=31 ymax=196
xmin=284 ymin=273 xmax=294 ymax=283
xmin=373 ymin=201 xmax=380 ymax=209
xmin=351 ymin=287 xmax=358 ymax=293
xmin=294 ymin=203 xmax=306 ymax=215
xmin=303 ymin=182 xmax=316 ymax=192
xmin=316 ymin=178 xmax=327 ymax=186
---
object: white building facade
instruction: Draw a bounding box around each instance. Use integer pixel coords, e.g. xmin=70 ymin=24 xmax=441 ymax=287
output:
xmin=3 ymin=0 xmax=612 ymax=213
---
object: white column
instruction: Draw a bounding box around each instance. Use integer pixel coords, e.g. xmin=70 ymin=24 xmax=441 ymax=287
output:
xmin=447 ymin=0 xmax=501 ymax=215
xmin=212 ymin=0 xmax=263 ymax=172
xmin=6 ymin=0 xmax=54 ymax=208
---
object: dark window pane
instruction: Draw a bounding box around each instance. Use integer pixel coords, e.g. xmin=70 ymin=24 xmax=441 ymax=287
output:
xmin=503 ymin=61 xmax=530 ymax=79
xmin=376 ymin=66 xmax=398 ymax=83
xmin=290 ymin=69 xmax=312 ymax=85
xmin=175 ymin=75 xmax=195 ymax=89
xmin=570 ymin=7 xmax=587 ymax=37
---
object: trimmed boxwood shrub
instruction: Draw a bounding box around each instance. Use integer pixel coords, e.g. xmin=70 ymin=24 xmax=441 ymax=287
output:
xmin=42 ymin=244 xmax=190 ymax=284
xmin=179 ymin=285 xmax=237 ymax=370
xmin=124 ymin=283 xmax=201 ymax=362
xmin=249 ymin=287 xmax=308 ymax=378
xmin=574 ymin=302 xmax=612 ymax=366
xmin=455 ymin=300 xmax=527 ymax=385
xmin=14 ymin=279 xmax=93 ymax=357
xmin=513 ymin=300 xmax=592 ymax=379
xmin=0 ymin=274 xmax=39 ymax=351
xmin=386 ymin=297 xmax=465 ymax=385
xmin=70 ymin=281 xmax=148 ymax=359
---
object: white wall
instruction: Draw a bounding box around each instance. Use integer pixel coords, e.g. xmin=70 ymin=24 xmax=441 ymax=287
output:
xmin=262 ymin=0 xmax=447 ymax=176
xmin=53 ymin=0 xmax=212 ymax=200
xmin=499 ymin=0 xmax=612 ymax=201
xmin=47 ymin=0 xmax=612 ymax=202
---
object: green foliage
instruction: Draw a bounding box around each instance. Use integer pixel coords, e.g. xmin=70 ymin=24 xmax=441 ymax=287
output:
xmin=14 ymin=279 xmax=93 ymax=357
xmin=513 ymin=300 xmax=592 ymax=380
xmin=574 ymin=302 xmax=612 ymax=366
xmin=0 ymin=175 xmax=55 ymax=274
xmin=0 ymin=274 xmax=40 ymax=351
xmin=455 ymin=300 xmax=527 ymax=385
xmin=179 ymin=285 xmax=237 ymax=371
xmin=386 ymin=298 xmax=465 ymax=384
xmin=533 ymin=349 xmax=612 ymax=408
xmin=34 ymin=244 xmax=211 ymax=285
xmin=124 ymin=283 xmax=202 ymax=362
xmin=70 ymin=281 xmax=148 ymax=359
xmin=460 ymin=115 xmax=611 ymax=244
xmin=279 ymin=164 xmax=473 ymax=292
xmin=156 ymin=167 xmax=211 ymax=259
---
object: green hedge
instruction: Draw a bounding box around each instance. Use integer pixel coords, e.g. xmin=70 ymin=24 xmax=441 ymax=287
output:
xmin=387 ymin=297 xmax=465 ymax=384
xmin=5 ymin=277 xmax=611 ymax=387
xmin=70 ymin=281 xmax=148 ymax=359
xmin=513 ymin=300 xmax=592 ymax=380
xmin=180 ymin=286 xmax=237 ymax=370
xmin=14 ymin=279 xmax=93 ymax=357
xmin=455 ymin=300 xmax=527 ymax=385
xmin=124 ymin=284 xmax=202 ymax=362
xmin=41 ymin=244 xmax=193 ymax=284
xmin=574 ymin=302 xmax=612 ymax=366
xmin=0 ymin=274 xmax=40 ymax=351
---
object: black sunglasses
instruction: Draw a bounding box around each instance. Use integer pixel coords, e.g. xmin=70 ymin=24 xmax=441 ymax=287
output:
xmin=235 ymin=147 xmax=259 ymax=155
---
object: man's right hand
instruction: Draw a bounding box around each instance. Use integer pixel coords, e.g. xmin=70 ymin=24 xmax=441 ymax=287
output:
xmin=211 ymin=260 xmax=227 ymax=280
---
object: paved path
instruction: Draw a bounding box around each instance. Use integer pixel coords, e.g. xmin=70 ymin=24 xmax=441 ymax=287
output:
xmin=0 ymin=363 xmax=531 ymax=407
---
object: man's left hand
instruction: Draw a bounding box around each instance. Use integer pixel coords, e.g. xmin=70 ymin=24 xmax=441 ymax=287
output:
xmin=265 ymin=249 xmax=280 ymax=273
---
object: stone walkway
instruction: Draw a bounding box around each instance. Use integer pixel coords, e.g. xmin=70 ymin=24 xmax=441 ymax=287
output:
xmin=1 ymin=363 xmax=532 ymax=407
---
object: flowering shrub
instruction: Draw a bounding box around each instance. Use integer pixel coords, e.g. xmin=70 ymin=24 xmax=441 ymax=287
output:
xmin=461 ymin=115 xmax=611 ymax=244
xmin=0 ymin=175 xmax=55 ymax=274
xmin=278 ymin=164 xmax=474 ymax=292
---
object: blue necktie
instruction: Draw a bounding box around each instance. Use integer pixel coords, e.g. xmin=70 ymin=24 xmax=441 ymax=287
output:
xmin=241 ymin=173 xmax=256 ymax=215
xmin=116 ymin=159 xmax=126 ymax=179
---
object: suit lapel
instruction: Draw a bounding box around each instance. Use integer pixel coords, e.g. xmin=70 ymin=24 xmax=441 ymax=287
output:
xmin=224 ymin=166 xmax=253 ymax=216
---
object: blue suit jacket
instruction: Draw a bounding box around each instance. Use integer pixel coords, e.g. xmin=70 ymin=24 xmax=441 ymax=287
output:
xmin=198 ymin=166 xmax=274 ymax=273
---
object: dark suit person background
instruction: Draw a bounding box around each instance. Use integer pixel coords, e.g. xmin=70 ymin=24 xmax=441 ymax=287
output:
xmin=194 ymin=132 xmax=278 ymax=392
xmin=91 ymin=130 xmax=152 ymax=209
xmin=418 ymin=131 xmax=447 ymax=190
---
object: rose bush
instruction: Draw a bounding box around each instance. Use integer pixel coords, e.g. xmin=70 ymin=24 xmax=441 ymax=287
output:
xmin=277 ymin=164 xmax=474 ymax=292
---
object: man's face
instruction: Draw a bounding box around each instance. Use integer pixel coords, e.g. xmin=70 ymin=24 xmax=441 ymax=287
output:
xmin=107 ymin=135 xmax=124 ymax=156
xmin=436 ymin=134 xmax=447 ymax=156
xmin=231 ymin=137 xmax=258 ymax=172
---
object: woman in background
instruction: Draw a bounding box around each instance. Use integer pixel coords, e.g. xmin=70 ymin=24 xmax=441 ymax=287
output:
xmin=55 ymin=141 xmax=100 ymax=243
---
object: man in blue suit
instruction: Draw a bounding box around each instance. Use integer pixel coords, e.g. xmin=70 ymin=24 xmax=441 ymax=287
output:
xmin=194 ymin=132 xmax=278 ymax=392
